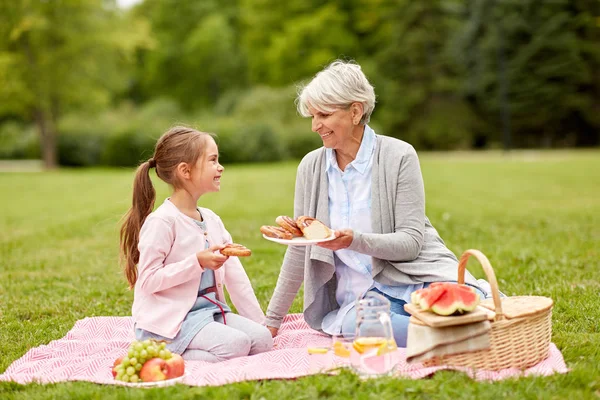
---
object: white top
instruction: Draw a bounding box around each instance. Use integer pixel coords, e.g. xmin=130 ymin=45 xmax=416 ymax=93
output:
xmin=321 ymin=126 xmax=422 ymax=335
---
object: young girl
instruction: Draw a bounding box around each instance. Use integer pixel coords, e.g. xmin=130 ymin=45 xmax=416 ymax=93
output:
xmin=119 ymin=126 xmax=273 ymax=362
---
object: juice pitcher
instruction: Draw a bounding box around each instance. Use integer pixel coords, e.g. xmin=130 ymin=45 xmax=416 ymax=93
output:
xmin=351 ymin=291 xmax=398 ymax=376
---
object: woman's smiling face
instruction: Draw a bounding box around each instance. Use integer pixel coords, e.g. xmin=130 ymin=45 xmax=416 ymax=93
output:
xmin=308 ymin=104 xmax=355 ymax=150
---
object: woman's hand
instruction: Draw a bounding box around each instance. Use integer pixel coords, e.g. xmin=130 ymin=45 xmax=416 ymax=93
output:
xmin=196 ymin=245 xmax=229 ymax=270
xmin=266 ymin=326 xmax=279 ymax=337
xmin=317 ymin=229 xmax=353 ymax=250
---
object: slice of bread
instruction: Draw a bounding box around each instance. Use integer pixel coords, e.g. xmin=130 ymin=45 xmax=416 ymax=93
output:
xmin=297 ymin=217 xmax=332 ymax=240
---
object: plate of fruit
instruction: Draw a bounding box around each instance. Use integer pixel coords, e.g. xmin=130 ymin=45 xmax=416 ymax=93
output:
xmin=111 ymin=339 xmax=186 ymax=387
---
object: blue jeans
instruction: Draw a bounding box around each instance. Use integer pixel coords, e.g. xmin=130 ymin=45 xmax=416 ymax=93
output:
xmin=341 ymin=283 xmax=486 ymax=348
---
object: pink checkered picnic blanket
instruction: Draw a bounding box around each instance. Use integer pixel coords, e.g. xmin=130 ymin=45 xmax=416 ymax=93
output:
xmin=0 ymin=314 xmax=568 ymax=386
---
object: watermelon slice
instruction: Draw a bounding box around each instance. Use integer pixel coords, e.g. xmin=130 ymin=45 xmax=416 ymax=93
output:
xmin=418 ymin=285 xmax=447 ymax=311
xmin=410 ymin=288 xmax=428 ymax=305
xmin=429 ymin=284 xmax=480 ymax=316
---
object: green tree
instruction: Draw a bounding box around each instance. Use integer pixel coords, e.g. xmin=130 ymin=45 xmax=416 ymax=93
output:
xmin=456 ymin=0 xmax=600 ymax=148
xmin=0 ymin=0 xmax=150 ymax=168
xmin=364 ymin=0 xmax=476 ymax=149
xmin=132 ymin=0 xmax=246 ymax=109
xmin=240 ymin=0 xmax=360 ymax=86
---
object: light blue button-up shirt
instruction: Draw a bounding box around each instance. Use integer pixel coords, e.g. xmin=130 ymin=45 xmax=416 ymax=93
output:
xmin=321 ymin=126 xmax=423 ymax=335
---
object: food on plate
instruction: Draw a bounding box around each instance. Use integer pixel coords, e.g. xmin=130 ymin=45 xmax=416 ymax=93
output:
xmin=111 ymin=356 xmax=125 ymax=378
xmin=410 ymin=282 xmax=480 ymax=316
xmin=112 ymin=339 xmax=185 ymax=383
xmin=275 ymin=215 xmax=303 ymax=237
xmin=260 ymin=225 xmax=293 ymax=240
xmin=139 ymin=354 xmax=185 ymax=382
xmin=220 ymin=243 xmax=252 ymax=257
xmin=296 ymin=216 xmax=333 ymax=240
xmin=261 ymin=216 xmax=334 ymax=243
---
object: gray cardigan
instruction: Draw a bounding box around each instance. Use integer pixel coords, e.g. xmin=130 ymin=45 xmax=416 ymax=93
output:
xmin=264 ymin=134 xmax=479 ymax=330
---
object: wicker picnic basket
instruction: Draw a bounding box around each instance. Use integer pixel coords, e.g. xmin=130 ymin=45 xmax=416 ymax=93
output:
xmin=422 ymin=249 xmax=553 ymax=371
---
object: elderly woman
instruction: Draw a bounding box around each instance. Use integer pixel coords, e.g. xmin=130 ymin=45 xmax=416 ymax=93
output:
xmin=265 ymin=60 xmax=489 ymax=347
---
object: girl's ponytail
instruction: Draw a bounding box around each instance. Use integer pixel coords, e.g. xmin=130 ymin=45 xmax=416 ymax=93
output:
xmin=119 ymin=159 xmax=156 ymax=288
xmin=118 ymin=126 xmax=211 ymax=288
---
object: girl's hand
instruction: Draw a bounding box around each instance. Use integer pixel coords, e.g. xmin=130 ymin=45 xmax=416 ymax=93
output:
xmin=266 ymin=326 xmax=278 ymax=337
xmin=197 ymin=245 xmax=229 ymax=270
xmin=317 ymin=229 xmax=353 ymax=251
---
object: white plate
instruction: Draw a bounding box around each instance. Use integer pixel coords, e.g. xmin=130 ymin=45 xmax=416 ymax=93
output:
xmin=262 ymin=233 xmax=336 ymax=246
xmin=123 ymin=374 xmax=186 ymax=388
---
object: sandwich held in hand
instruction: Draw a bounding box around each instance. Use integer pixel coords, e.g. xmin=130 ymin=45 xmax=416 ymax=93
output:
xmin=112 ymin=339 xmax=185 ymax=383
xmin=220 ymin=243 xmax=252 ymax=257
xmin=410 ymin=283 xmax=480 ymax=316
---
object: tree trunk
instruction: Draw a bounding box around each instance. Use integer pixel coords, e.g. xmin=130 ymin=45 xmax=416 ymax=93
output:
xmin=34 ymin=107 xmax=58 ymax=169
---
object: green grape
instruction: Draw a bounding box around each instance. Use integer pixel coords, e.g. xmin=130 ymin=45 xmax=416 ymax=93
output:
xmin=143 ymin=339 xmax=152 ymax=347
xmin=121 ymin=357 xmax=130 ymax=366
xmin=138 ymin=358 xmax=146 ymax=366
xmin=159 ymin=342 xmax=166 ymax=350
xmin=116 ymin=369 xmax=125 ymax=379
xmin=134 ymin=342 xmax=144 ymax=352
xmin=140 ymin=349 xmax=148 ymax=359
xmin=130 ymin=374 xmax=139 ymax=383
xmin=129 ymin=357 xmax=137 ymax=365
xmin=148 ymin=346 xmax=157 ymax=357
xmin=164 ymin=350 xmax=172 ymax=359
xmin=158 ymin=350 xmax=167 ymax=359
xmin=135 ymin=363 xmax=143 ymax=371
xmin=126 ymin=366 xmax=135 ymax=376
xmin=128 ymin=348 xmax=135 ymax=358
xmin=121 ymin=374 xmax=130 ymax=382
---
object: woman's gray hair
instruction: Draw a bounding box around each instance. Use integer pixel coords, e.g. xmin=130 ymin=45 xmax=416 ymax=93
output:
xmin=296 ymin=60 xmax=376 ymax=125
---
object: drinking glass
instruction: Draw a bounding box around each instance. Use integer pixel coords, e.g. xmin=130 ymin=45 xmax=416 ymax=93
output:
xmin=331 ymin=333 xmax=355 ymax=370
xmin=306 ymin=345 xmax=333 ymax=374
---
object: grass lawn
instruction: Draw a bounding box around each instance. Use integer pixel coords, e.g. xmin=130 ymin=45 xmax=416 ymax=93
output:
xmin=1 ymin=150 xmax=599 ymax=399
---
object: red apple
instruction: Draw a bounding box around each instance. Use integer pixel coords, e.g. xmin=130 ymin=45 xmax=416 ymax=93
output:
xmin=139 ymin=358 xmax=168 ymax=382
xmin=111 ymin=355 xmax=124 ymax=378
xmin=164 ymin=353 xmax=185 ymax=379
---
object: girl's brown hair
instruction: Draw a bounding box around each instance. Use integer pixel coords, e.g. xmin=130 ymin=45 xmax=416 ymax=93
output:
xmin=119 ymin=126 xmax=212 ymax=288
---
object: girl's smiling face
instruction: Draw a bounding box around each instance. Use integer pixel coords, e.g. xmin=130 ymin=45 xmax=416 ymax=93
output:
xmin=191 ymin=136 xmax=223 ymax=197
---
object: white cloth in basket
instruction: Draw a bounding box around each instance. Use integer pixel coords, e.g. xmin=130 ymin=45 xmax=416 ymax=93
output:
xmin=406 ymin=320 xmax=491 ymax=364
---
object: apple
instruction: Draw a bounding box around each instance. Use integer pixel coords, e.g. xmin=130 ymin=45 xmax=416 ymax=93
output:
xmin=164 ymin=353 xmax=185 ymax=379
xmin=139 ymin=358 xmax=168 ymax=382
xmin=111 ymin=355 xmax=124 ymax=378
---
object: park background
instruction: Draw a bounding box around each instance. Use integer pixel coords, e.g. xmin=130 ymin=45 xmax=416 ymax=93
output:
xmin=0 ymin=0 xmax=599 ymax=168
xmin=1 ymin=1 xmax=599 ymax=399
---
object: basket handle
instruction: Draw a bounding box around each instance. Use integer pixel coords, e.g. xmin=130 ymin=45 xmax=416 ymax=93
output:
xmin=457 ymin=249 xmax=504 ymax=321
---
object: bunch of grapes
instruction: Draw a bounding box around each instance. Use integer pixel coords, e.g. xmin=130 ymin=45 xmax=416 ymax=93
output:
xmin=113 ymin=339 xmax=172 ymax=383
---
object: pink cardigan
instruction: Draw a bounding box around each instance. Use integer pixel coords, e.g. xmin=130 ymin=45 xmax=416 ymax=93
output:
xmin=132 ymin=199 xmax=265 ymax=338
